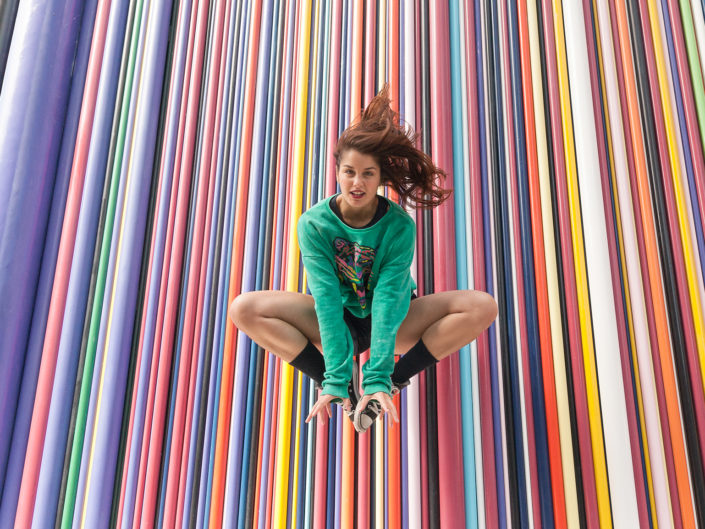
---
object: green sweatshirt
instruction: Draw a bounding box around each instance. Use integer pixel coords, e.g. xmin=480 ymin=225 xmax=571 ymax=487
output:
xmin=297 ymin=195 xmax=417 ymax=399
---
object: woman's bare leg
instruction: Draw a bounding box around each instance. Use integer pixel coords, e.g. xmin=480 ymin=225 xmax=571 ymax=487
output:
xmin=394 ymin=290 xmax=498 ymax=359
xmin=228 ymin=290 xmax=322 ymax=362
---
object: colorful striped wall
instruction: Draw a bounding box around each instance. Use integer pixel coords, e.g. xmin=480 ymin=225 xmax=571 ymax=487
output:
xmin=1 ymin=0 xmax=705 ymax=527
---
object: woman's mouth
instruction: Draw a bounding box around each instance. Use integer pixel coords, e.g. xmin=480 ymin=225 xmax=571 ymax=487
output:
xmin=350 ymin=191 xmax=364 ymax=199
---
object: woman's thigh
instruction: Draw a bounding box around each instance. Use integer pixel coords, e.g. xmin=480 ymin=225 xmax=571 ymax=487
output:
xmin=230 ymin=290 xmax=322 ymax=348
xmin=394 ymin=290 xmax=492 ymax=355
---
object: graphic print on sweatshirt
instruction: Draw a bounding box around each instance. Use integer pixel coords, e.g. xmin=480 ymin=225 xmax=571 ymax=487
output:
xmin=333 ymin=237 xmax=376 ymax=310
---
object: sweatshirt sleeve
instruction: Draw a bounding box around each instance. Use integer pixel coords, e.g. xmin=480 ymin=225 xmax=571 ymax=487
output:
xmin=297 ymin=217 xmax=354 ymax=400
xmin=362 ymin=218 xmax=416 ymax=395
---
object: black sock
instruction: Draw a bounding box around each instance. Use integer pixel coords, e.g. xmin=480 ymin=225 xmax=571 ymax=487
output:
xmin=391 ymin=338 xmax=438 ymax=386
xmin=289 ymin=340 xmax=326 ymax=384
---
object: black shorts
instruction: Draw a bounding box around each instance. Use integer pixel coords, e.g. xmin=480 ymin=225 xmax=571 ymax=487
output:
xmin=343 ymin=291 xmax=417 ymax=357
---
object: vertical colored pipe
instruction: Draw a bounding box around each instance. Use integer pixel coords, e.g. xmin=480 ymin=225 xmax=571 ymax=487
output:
xmin=429 ymin=0 xmax=465 ymax=525
xmin=10 ymin=0 xmax=111 ymax=523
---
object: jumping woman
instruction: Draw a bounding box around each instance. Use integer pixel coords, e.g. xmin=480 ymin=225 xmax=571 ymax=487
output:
xmin=229 ymin=84 xmax=497 ymax=433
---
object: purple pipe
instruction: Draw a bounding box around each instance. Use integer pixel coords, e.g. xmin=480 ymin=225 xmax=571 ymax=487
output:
xmin=31 ymin=0 xmax=131 ymax=524
xmin=0 ymin=0 xmax=97 ymax=523
xmin=222 ymin=0 xmax=274 ymax=522
xmin=0 ymin=0 xmax=85 ymax=506
xmin=121 ymin=1 xmax=193 ymax=525
xmin=79 ymin=1 xmax=172 ymax=526
xmin=71 ymin=1 xmax=148 ymax=520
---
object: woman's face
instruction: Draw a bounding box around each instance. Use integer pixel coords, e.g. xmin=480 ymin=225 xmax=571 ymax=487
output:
xmin=336 ymin=149 xmax=382 ymax=212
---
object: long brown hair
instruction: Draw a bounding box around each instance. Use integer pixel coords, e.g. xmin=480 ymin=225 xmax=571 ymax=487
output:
xmin=333 ymin=83 xmax=452 ymax=209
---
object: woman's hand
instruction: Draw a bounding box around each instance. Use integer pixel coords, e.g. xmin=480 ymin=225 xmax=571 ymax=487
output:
xmin=356 ymin=391 xmax=399 ymax=424
xmin=305 ymin=392 xmax=352 ymax=424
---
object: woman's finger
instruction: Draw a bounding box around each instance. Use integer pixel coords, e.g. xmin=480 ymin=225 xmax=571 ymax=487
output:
xmin=306 ymin=395 xmax=332 ymax=423
xmin=376 ymin=393 xmax=398 ymax=423
xmin=306 ymin=402 xmax=321 ymax=423
xmin=386 ymin=397 xmax=399 ymax=423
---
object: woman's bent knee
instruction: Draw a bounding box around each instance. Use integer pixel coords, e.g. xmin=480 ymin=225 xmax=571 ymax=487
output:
xmin=228 ymin=297 xmax=243 ymax=327
xmin=457 ymin=290 xmax=497 ymax=329
xmin=229 ymin=291 xmax=260 ymax=328
xmin=469 ymin=291 xmax=498 ymax=328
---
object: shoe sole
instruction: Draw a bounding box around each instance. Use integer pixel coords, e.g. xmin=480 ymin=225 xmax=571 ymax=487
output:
xmin=346 ymin=361 xmax=360 ymax=426
xmin=354 ymin=399 xmax=382 ymax=433
xmin=354 ymin=383 xmax=408 ymax=433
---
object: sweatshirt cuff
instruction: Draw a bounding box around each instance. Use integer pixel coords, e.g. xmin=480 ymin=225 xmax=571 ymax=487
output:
xmin=321 ymin=383 xmax=348 ymax=401
xmin=362 ymin=380 xmax=392 ymax=396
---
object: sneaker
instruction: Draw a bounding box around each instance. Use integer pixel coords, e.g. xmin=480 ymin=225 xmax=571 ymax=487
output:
xmin=345 ymin=360 xmax=360 ymax=424
xmin=353 ymin=399 xmax=382 ymax=433
xmin=354 ymin=380 xmax=409 ymax=433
